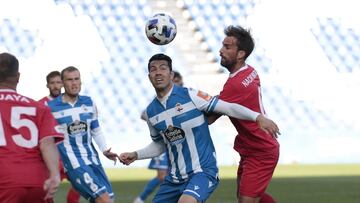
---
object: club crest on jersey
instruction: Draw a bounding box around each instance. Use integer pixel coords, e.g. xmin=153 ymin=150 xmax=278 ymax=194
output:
xmin=164 ymin=125 xmax=185 ymax=146
xmin=175 ymin=103 xmax=183 ymax=112
xmin=67 ymin=120 xmax=87 ymax=136
xmin=81 ymin=104 xmax=88 ymax=112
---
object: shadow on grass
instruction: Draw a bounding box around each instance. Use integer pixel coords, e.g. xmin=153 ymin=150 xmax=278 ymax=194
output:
xmin=55 ymin=176 xmax=360 ymax=203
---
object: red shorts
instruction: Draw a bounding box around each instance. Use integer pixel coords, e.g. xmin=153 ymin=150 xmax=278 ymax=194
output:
xmin=0 ymin=187 xmax=53 ymax=203
xmin=237 ymin=150 xmax=279 ymax=197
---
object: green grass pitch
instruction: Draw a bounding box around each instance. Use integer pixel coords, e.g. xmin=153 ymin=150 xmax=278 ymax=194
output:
xmin=54 ymin=164 xmax=360 ymax=203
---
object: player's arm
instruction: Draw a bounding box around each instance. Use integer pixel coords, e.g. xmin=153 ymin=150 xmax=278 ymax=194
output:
xmin=40 ymin=137 xmax=61 ymax=199
xmin=119 ymin=141 xmax=166 ymax=165
xmin=119 ymin=115 xmax=166 ymax=165
xmin=188 ymin=88 xmax=259 ymax=121
xmin=91 ymin=127 xmax=118 ymax=164
xmin=90 ymin=102 xmax=118 ymax=163
xmin=214 ymin=99 xmax=280 ymax=137
xmin=189 ymin=88 xmax=280 ymax=136
xmin=140 ymin=109 xmax=147 ymax=121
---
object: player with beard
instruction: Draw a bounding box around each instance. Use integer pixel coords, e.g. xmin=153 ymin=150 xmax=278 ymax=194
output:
xmin=38 ymin=71 xmax=63 ymax=105
xmin=209 ymin=25 xmax=280 ymax=203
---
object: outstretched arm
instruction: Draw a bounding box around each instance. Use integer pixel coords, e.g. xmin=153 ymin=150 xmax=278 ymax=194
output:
xmin=213 ymin=99 xmax=260 ymax=121
xmin=40 ymin=137 xmax=61 ymax=200
xmin=214 ymin=99 xmax=280 ymax=137
xmin=119 ymin=141 xmax=166 ymax=165
xmin=255 ymin=115 xmax=280 ymax=138
xmin=92 ymin=128 xmax=118 ymax=164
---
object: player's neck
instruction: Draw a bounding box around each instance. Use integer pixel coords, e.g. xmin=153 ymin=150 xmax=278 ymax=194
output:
xmin=229 ymin=61 xmax=246 ymax=74
xmin=156 ymin=83 xmax=173 ymax=99
xmin=62 ymin=93 xmax=79 ymax=105
xmin=0 ymin=83 xmax=16 ymax=91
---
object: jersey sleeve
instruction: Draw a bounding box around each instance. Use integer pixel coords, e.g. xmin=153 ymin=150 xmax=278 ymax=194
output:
xmin=188 ymin=88 xmax=219 ymax=113
xmin=146 ymin=118 xmax=163 ymax=142
xmin=90 ymin=101 xmax=100 ymax=130
xmin=38 ymin=105 xmax=64 ymax=143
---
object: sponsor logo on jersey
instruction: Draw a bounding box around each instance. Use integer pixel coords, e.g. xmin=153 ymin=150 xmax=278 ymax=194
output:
xmin=197 ymin=90 xmax=212 ymax=101
xmin=194 ymin=185 xmax=200 ymax=190
xmin=164 ymin=125 xmax=185 ymax=145
xmin=67 ymin=120 xmax=87 ymax=136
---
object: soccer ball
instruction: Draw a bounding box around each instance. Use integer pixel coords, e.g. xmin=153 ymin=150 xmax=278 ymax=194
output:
xmin=145 ymin=13 xmax=177 ymax=45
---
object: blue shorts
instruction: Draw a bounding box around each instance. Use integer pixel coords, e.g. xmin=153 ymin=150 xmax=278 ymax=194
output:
xmin=66 ymin=164 xmax=114 ymax=202
xmin=148 ymin=153 xmax=169 ymax=170
xmin=153 ymin=172 xmax=219 ymax=203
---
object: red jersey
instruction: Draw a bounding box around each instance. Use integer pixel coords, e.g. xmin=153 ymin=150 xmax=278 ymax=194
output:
xmin=0 ymin=89 xmax=63 ymax=189
xmin=38 ymin=96 xmax=52 ymax=106
xmin=218 ymin=65 xmax=279 ymax=156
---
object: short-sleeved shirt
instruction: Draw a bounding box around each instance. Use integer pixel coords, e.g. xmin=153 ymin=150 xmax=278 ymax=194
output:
xmin=146 ymin=85 xmax=219 ymax=183
xmin=218 ymin=65 xmax=279 ymax=156
xmin=0 ymin=89 xmax=63 ymax=189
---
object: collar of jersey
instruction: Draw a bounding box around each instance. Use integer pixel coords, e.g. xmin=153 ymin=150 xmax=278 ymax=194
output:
xmin=0 ymin=89 xmax=16 ymax=93
xmin=229 ymin=64 xmax=249 ymax=78
xmin=57 ymin=93 xmax=81 ymax=106
xmin=156 ymin=84 xmax=176 ymax=107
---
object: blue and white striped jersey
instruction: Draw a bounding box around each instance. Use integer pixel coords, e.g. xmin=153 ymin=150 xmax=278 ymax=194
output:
xmin=48 ymin=95 xmax=102 ymax=170
xmin=146 ymin=85 xmax=219 ymax=183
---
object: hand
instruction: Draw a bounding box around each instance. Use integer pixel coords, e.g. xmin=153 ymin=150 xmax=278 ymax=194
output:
xmin=103 ymin=148 xmax=118 ymax=165
xmin=118 ymin=152 xmax=138 ymax=165
xmin=256 ymin=114 xmax=280 ymax=138
xmin=43 ymin=175 xmax=60 ymax=200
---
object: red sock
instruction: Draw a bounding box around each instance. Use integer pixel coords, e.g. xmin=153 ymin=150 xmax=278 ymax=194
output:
xmin=66 ymin=187 xmax=80 ymax=203
xmin=259 ymin=193 xmax=277 ymax=203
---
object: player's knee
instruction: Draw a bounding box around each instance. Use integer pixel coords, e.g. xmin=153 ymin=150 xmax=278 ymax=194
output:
xmin=157 ymin=170 xmax=167 ymax=182
xmin=238 ymin=195 xmax=259 ymax=203
xmin=95 ymin=193 xmax=113 ymax=203
xmin=158 ymin=175 xmax=166 ymax=182
xmin=178 ymin=194 xmax=198 ymax=203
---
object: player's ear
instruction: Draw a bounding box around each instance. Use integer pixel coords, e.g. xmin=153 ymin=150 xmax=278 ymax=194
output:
xmin=16 ymin=72 xmax=20 ymax=84
xmin=170 ymin=71 xmax=174 ymax=80
xmin=237 ymin=50 xmax=246 ymax=60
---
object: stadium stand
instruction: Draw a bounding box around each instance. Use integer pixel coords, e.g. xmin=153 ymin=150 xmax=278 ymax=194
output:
xmin=0 ymin=0 xmax=359 ymax=165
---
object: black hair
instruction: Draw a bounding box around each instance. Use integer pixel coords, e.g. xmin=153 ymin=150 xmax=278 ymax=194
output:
xmin=148 ymin=53 xmax=172 ymax=72
xmin=0 ymin=52 xmax=19 ymax=82
xmin=173 ymin=70 xmax=182 ymax=79
xmin=224 ymin=25 xmax=255 ymax=59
